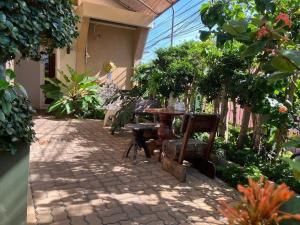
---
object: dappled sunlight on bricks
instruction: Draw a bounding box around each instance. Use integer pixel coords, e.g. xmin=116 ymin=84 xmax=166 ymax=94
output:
xmin=29 ymin=116 xmax=238 ymax=225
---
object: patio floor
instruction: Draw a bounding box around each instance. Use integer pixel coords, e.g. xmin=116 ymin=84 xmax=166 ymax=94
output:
xmin=28 ymin=116 xmax=238 ymax=225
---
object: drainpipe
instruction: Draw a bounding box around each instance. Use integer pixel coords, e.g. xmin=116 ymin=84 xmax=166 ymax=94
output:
xmin=171 ymin=3 xmax=175 ymax=47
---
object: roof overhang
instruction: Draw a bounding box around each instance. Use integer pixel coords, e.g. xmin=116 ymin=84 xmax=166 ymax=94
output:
xmin=113 ymin=0 xmax=178 ymax=17
xmin=76 ymin=1 xmax=155 ymax=28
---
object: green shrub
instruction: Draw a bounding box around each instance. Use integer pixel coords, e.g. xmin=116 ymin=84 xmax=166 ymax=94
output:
xmin=41 ymin=66 xmax=103 ymax=118
xmin=260 ymin=160 xmax=300 ymax=193
xmin=227 ymin=147 xmax=259 ymax=167
xmin=217 ymin=164 xmax=263 ymax=188
xmin=0 ymin=0 xmax=78 ymax=64
xmin=0 ymin=70 xmax=35 ymax=153
xmin=215 ymin=137 xmax=300 ymax=192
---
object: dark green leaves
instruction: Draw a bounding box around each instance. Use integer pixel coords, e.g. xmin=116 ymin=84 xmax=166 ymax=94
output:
xmin=200 ymin=1 xmax=225 ymax=29
xmin=270 ymin=50 xmax=300 ymax=74
xmin=41 ymin=66 xmax=102 ymax=118
xmin=266 ymin=72 xmax=292 ymax=84
xmin=242 ymin=40 xmax=267 ymax=57
xmin=254 ymin=0 xmax=276 ymax=14
xmin=223 ymin=20 xmax=248 ymax=36
xmin=281 ymin=50 xmax=300 ymax=68
xmin=199 ymin=31 xmax=211 ymax=41
xmin=0 ymin=80 xmax=9 ymax=90
xmin=271 ymin=56 xmax=297 ymax=72
xmin=0 ymin=70 xmax=35 ymax=153
xmin=0 ymin=0 xmax=79 ymax=64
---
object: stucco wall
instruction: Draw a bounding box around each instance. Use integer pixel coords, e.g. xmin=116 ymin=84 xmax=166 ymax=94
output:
xmin=15 ymin=60 xmax=44 ymax=109
xmin=56 ymin=48 xmax=76 ymax=80
xmin=87 ymin=23 xmax=134 ymax=89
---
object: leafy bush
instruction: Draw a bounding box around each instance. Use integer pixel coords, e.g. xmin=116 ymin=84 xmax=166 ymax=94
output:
xmin=41 ymin=66 xmax=103 ymax=118
xmin=0 ymin=0 xmax=78 ymax=64
xmin=217 ymin=164 xmax=263 ymax=188
xmin=214 ymin=135 xmax=300 ymax=192
xmin=0 ymin=70 xmax=35 ymax=153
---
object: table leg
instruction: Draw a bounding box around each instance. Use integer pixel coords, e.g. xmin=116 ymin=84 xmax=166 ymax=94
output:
xmin=157 ymin=114 xmax=175 ymax=161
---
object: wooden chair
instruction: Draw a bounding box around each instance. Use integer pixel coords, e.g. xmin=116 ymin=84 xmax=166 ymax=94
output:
xmin=123 ymin=99 xmax=160 ymax=160
xmin=162 ymin=114 xmax=220 ymax=181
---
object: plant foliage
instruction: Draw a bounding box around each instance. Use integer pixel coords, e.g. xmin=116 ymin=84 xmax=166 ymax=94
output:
xmin=41 ymin=66 xmax=103 ymax=118
xmin=0 ymin=70 xmax=35 ymax=153
xmin=0 ymin=0 xmax=79 ymax=63
xmin=220 ymin=177 xmax=300 ymax=225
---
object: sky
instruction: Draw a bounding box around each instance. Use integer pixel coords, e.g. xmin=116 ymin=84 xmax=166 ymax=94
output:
xmin=142 ymin=0 xmax=207 ymax=62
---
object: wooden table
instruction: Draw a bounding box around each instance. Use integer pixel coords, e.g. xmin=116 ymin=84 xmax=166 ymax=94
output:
xmin=145 ymin=108 xmax=185 ymax=161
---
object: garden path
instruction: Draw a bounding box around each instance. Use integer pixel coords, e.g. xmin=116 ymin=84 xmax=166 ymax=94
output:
xmin=28 ymin=116 xmax=238 ymax=225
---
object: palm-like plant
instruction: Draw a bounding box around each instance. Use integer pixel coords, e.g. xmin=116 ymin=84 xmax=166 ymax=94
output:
xmin=41 ymin=66 xmax=103 ymax=118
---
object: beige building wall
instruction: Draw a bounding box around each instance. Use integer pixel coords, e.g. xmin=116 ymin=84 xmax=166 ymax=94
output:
xmin=14 ymin=60 xmax=44 ymax=109
xmin=56 ymin=48 xmax=76 ymax=80
xmin=87 ymin=23 xmax=134 ymax=89
xmin=72 ymin=0 xmax=150 ymax=89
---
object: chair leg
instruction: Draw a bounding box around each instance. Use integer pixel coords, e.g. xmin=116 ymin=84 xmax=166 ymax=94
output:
xmin=133 ymin=143 xmax=139 ymax=160
xmin=135 ymin=130 xmax=151 ymax=158
xmin=123 ymin=140 xmax=134 ymax=159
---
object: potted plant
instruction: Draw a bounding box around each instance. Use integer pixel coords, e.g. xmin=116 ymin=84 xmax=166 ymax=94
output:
xmin=0 ymin=1 xmax=78 ymax=224
xmin=0 ymin=70 xmax=35 ymax=225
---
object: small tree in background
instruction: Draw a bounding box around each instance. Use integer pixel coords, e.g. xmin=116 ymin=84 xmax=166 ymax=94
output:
xmin=200 ymin=0 xmax=300 ymax=154
xmin=133 ymin=40 xmax=221 ymax=110
xmin=0 ymin=0 xmax=79 ymax=79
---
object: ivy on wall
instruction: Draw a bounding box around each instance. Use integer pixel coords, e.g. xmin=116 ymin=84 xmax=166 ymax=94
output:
xmin=0 ymin=0 xmax=79 ymax=63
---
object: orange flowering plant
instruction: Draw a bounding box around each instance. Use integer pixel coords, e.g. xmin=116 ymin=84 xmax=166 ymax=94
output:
xmin=220 ymin=177 xmax=300 ymax=225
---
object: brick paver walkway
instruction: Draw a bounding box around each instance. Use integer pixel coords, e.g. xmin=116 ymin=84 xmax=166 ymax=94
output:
xmin=29 ymin=116 xmax=238 ymax=225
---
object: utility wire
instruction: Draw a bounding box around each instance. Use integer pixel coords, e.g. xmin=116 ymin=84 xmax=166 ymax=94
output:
xmin=151 ymin=0 xmax=202 ymax=31
xmin=148 ymin=0 xmax=204 ymax=38
xmin=145 ymin=11 xmax=201 ymax=49
xmin=146 ymin=10 xmax=200 ymax=46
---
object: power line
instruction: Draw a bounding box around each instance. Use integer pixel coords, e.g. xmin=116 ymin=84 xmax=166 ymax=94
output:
xmin=145 ymin=11 xmax=201 ymax=49
xmin=146 ymin=10 xmax=200 ymax=46
xmin=149 ymin=0 xmax=204 ymax=37
xmin=145 ymin=23 xmax=204 ymax=50
xmin=143 ymin=0 xmax=207 ymax=61
xmin=152 ymin=0 xmax=201 ymax=30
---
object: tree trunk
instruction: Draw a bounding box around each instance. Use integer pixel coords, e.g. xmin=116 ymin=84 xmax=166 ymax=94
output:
xmin=213 ymin=96 xmax=220 ymax=114
xmin=252 ymin=114 xmax=263 ymax=152
xmin=237 ymin=106 xmax=251 ymax=149
xmin=219 ymin=90 xmax=228 ymax=139
xmin=233 ymin=99 xmax=237 ymax=127
xmin=274 ymin=74 xmax=298 ymax=157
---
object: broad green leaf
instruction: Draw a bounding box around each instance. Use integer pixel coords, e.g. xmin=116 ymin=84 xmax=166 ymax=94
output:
xmin=15 ymin=83 xmax=28 ymax=98
xmin=65 ymin=102 xmax=72 ymax=114
xmin=48 ymin=100 xmax=63 ymax=112
xmin=1 ymin=101 xmax=12 ymax=115
xmin=0 ymin=80 xmax=9 ymax=91
xmin=266 ymin=72 xmax=293 ymax=84
xmin=223 ymin=20 xmax=248 ymax=36
xmin=5 ymin=69 xmax=15 ymax=80
xmin=200 ymin=31 xmax=211 ymax=41
xmin=0 ymin=111 xmax=5 ymax=122
xmin=281 ymin=50 xmax=300 ymax=68
xmin=200 ymin=2 xmax=212 ymax=13
xmin=280 ymin=196 xmax=300 ymax=225
xmin=271 ymin=56 xmax=297 ymax=73
xmin=242 ymin=40 xmax=267 ymax=57
xmin=283 ymin=137 xmax=300 ymax=148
